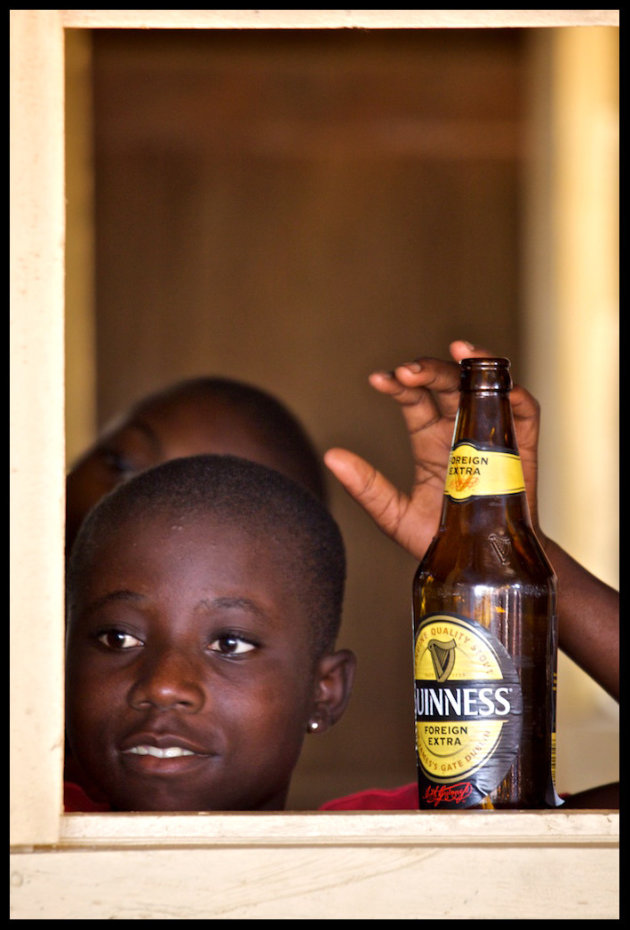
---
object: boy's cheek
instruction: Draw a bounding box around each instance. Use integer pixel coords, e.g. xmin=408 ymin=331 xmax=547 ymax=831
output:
xmin=66 ymin=664 xmax=119 ymax=727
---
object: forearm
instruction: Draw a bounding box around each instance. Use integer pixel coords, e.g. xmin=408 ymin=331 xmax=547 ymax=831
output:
xmin=540 ymin=536 xmax=619 ymax=701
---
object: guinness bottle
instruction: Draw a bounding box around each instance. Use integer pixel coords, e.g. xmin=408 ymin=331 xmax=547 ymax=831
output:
xmin=413 ymin=358 xmax=561 ymax=809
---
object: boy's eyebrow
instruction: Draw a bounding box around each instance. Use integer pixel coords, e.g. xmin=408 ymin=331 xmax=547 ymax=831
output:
xmin=198 ymin=596 xmax=269 ymax=620
xmin=80 ymin=589 xmax=146 ymax=617
xmin=78 ymin=592 xmax=271 ymax=622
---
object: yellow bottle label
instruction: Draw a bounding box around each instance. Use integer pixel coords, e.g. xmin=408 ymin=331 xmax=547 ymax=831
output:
xmin=444 ymin=442 xmax=525 ymax=500
xmin=414 ymin=613 xmax=523 ymax=808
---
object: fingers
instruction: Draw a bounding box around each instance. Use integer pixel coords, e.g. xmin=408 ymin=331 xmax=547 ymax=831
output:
xmin=368 ymin=341 xmax=491 ymax=405
xmin=324 ymin=446 xmax=440 ymax=561
xmin=506 ymin=382 xmax=540 ymax=422
xmin=368 ymin=356 xmax=462 ymax=428
xmin=323 ymin=448 xmax=409 ymax=541
xmin=448 ymin=339 xmax=495 ymax=362
xmin=367 ymin=370 xmax=449 ymax=437
xmin=381 ymin=340 xmax=496 ymax=397
xmin=370 ymin=340 xmax=528 ymax=418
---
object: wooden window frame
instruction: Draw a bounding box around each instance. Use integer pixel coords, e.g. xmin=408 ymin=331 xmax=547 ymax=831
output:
xmin=10 ymin=10 xmax=619 ymax=920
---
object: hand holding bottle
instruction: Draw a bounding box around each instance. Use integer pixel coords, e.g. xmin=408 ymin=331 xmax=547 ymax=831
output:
xmin=324 ymin=339 xmax=543 ymax=562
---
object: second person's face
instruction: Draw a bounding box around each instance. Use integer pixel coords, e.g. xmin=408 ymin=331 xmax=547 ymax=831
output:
xmin=65 ymin=393 xmax=311 ymax=551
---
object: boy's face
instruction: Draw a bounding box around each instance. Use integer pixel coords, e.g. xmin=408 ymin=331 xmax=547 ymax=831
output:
xmin=66 ymin=512 xmax=336 ymax=811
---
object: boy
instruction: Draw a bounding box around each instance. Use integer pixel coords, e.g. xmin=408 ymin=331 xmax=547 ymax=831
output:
xmin=64 ymin=453 xmax=355 ymax=812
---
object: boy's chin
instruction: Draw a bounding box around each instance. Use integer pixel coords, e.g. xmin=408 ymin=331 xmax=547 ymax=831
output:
xmin=106 ymin=784 xmax=290 ymax=812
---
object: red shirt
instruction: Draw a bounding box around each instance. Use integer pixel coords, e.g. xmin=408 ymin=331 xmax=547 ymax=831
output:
xmin=64 ymin=782 xmax=111 ymax=812
xmin=65 ymin=780 xmax=420 ymax=812
xmin=319 ymin=782 xmax=419 ymax=810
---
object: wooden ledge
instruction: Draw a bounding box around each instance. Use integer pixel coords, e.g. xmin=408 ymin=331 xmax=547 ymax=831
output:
xmin=11 ymin=811 xmax=619 ymax=919
xmin=54 ymin=808 xmax=619 ymax=848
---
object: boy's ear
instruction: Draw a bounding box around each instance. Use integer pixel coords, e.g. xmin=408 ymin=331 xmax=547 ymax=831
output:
xmin=308 ymin=649 xmax=356 ymax=734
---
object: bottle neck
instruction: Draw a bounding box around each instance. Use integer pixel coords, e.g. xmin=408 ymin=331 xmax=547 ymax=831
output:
xmin=454 ymin=390 xmax=517 ymax=452
xmin=439 ymin=362 xmax=532 ymax=528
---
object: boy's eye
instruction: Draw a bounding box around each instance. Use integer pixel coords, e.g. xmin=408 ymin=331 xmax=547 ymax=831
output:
xmin=100 ymin=448 xmax=138 ymax=481
xmin=208 ymin=635 xmax=257 ymax=657
xmin=97 ymin=630 xmax=143 ymax=650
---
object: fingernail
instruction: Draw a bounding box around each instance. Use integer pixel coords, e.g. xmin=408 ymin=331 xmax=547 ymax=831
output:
xmin=370 ymin=369 xmax=394 ymax=379
xmin=462 ymin=341 xmax=475 ymax=350
xmin=401 ymin=361 xmax=422 ymax=372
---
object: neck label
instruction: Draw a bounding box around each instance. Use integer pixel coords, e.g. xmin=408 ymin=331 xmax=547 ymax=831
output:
xmin=444 ymin=442 xmax=525 ymax=500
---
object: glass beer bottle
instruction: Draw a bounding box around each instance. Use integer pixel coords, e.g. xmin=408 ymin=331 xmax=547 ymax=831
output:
xmin=413 ymin=357 xmax=561 ymax=809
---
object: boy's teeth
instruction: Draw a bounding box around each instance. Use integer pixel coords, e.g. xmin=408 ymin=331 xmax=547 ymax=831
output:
xmin=127 ymin=745 xmax=195 ymax=758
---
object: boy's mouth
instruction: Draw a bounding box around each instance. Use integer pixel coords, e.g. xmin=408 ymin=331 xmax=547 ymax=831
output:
xmin=123 ymin=745 xmax=196 ymax=758
xmin=118 ymin=733 xmax=214 ymax=771
xmin=119 ymin=737 xmax=214 ymax=776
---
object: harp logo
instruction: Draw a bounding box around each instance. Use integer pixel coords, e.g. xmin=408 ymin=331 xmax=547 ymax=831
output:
xmin=414 ymin=613 xmax=523 ymax=808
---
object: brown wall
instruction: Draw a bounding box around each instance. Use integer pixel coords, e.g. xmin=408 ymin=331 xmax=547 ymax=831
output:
xmin=88 ymin=27 xmax=525 ymax=807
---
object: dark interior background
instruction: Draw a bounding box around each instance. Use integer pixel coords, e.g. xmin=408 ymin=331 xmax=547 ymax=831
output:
xmin=89 ymin=27 xmax=525 ymax=807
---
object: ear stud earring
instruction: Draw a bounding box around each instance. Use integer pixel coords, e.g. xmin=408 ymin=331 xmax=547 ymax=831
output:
xmin=307 ymin=718 xmax=320 ymax=732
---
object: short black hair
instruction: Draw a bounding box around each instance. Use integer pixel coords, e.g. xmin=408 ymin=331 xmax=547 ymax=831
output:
xmin=132 ymin=377 xmax=327 ymax=504
xmin=66 ymin=454 xmax=345 ymax=657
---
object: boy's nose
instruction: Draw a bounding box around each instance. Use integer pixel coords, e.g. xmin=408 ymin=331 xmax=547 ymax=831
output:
xmin=128 ymin=649 xmax=206 ymax=712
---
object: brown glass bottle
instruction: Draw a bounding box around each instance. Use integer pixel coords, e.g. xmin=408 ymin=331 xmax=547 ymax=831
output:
xmin=413 ymin=358 xmax=560 ymax=809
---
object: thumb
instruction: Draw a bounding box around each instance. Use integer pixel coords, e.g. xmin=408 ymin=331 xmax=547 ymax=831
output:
xmin=449 ymin=339 xmax=496 ymax=361
xmin=324 ymin=448 xmax=409 ymax=541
